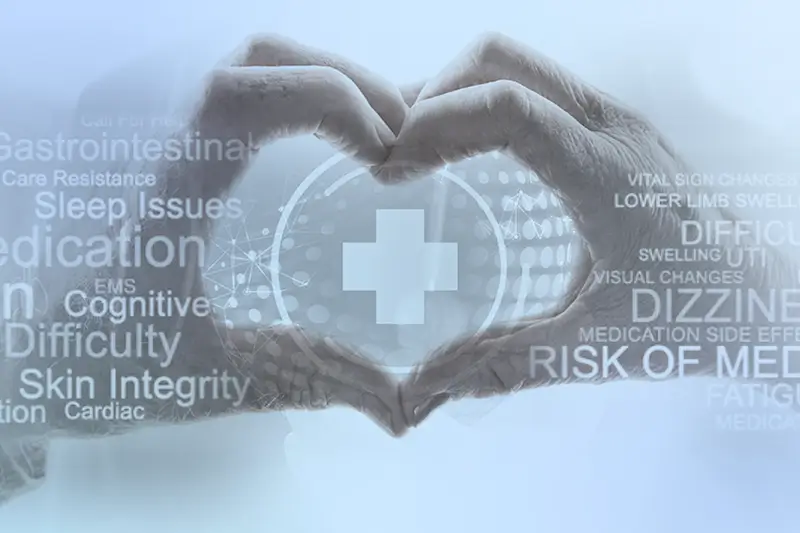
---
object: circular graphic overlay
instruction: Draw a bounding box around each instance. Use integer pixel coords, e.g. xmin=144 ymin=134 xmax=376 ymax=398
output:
xmin=270 ymin=153 xmax=508 ymax=372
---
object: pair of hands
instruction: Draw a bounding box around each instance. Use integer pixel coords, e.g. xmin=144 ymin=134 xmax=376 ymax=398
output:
xmin=194 ymin=32 xmax=790 ymax=437
xmin=4 ymin=30 xmax=789 ymax=510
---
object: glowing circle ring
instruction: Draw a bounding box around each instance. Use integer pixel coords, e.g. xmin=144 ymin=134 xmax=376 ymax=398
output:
xmin=270 ymin=153 xmax=508 ymax=370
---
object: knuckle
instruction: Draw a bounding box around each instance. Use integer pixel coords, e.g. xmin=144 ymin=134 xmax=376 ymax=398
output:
xmin=491 ymin=79 xmax=530 ymax=116
xmin=196 ymin=69 xmax=244 ymax=123
xmin=262 ymin=380 xmax=280 ymax=397
xmin=202 ymin=69 xmax=240 ymax=102
xmin=630 ymin=114 xmax=660 ymax=136
xmin=240 ymin=32 xmax=291 ymax=61
xmin=592 ymin=94 xmax=649 ymax=131
xmin=315 ymin=66 xmax=355 ymax=93
xmin=311 ymin=66 xmax=361 ymax=110
xmin=291 ymin=372 xmax=310 ymax=392
xmin=474 ymin=31 xmax=513 ymax=59
xmin=472 ymin=31 xmax=514 ymax=65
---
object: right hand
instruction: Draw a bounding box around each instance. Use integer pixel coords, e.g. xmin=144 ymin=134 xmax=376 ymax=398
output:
xmin=376 ymin=32 xmax=798 ymax=426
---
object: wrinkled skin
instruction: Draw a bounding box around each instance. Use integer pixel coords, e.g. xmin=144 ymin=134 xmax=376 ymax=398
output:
xmin=1 ymin=33 xmax=409 ymax=505
xmin=386 ymin=33 xmax=796 ymax=424
xmin=1 ymin=32 xmax=795 ymax=505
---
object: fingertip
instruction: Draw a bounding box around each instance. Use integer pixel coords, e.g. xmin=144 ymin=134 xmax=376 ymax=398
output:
xmin=391 ymin=423 xmax=408 ymax=438
xmin=378 ymin=408 xmax=408 ymax=438
xmin=371 ymin=163 xmax=415 ymax=185
xmin=372 ymin=155 xmax=438 ymax=184
xmin=387 ymin=404 xmax=409 ymax=438
xmin=391 ymin=385 xmax=411 ymax=437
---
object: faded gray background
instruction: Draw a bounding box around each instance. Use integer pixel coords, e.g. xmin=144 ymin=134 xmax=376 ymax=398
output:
xmin=1 ymin=0 xmax=800 ymax=532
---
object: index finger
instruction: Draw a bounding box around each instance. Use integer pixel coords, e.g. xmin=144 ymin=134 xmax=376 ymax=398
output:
xmin=197 ymin=66 xmax=395 ymax=167
xmin=234 ymin=34 xmax=409 ymax=135
xmin=415 ymin=32 xmax=619 ymax=128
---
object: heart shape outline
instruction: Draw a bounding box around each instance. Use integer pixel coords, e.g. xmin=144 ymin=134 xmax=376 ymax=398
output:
xmin=203 ymin=30 xmax=723 ymax=436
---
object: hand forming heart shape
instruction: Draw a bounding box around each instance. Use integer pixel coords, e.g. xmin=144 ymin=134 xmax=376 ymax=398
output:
xmin=1 ymin=31 xmax=795 ymax=507
xmin=195 ymin=31 xmax=792 ymax=433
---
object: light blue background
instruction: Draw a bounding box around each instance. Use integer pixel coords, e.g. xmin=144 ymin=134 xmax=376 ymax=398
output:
xmin=1 ymin=0 xmax=800 ymax=532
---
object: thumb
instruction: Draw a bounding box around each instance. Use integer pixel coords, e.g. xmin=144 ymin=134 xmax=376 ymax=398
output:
xmin=401 ymin=295 xmax=596 ymax=427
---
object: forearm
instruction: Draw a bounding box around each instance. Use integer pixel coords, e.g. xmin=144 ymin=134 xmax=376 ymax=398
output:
xmin=0 ymin=437 xmax=47 ymax=506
